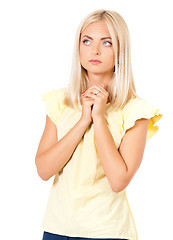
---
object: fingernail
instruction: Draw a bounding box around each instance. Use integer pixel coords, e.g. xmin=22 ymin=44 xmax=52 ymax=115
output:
xmin=81 ymin=91 xmax=86 ymax=95
xmin=100 ymin=83 xmax=104 ymax=86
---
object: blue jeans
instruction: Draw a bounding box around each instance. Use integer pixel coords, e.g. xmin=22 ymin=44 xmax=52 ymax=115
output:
xmin=42 ymin=231 xmax=129 ymax=240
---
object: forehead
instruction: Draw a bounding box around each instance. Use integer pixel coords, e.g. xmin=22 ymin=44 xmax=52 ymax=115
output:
xmin=81 ymin=20 xmax=111 ymax=37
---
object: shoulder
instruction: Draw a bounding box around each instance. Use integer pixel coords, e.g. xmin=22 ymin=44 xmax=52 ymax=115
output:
xmin=40 ymin=87 xmax=67 ymax=125
xmin=122 ymin=96 xmax=158 ymax=116
xmin=121 ymin=96 xmax=163 ymax=140
xmin=41 ymin=87 xmax=67 ymax=102
xmin=123 ymin=95 xmax=145 ymax=109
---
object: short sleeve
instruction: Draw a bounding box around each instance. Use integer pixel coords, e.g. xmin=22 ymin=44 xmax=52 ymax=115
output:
xmin=41 ymin=89 xmax=62 ymax=125
xmin=122 ymin=97 xmax=163 ymax=140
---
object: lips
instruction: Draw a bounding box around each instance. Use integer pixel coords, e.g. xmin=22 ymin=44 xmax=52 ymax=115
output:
xmin=89 ymin=59 xmax=102 ymax=64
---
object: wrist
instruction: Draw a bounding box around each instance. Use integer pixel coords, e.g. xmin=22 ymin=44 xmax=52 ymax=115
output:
xmin=93 ymin=115 xmax=106 ymax=124
xmin=79 ymin=118 xmax=91 ymax=128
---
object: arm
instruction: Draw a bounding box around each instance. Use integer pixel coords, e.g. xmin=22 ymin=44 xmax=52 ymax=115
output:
xmin=93 ymin=116 xmax=149 ymax=193
xmin=35 ymin=115 xmax=90 ymax=181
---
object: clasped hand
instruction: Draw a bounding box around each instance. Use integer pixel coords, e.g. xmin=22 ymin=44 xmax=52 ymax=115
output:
xmin=82 ymin=83 xmax=109 ymax=120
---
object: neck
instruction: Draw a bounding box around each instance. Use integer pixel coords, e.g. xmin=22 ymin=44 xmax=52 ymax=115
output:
xmin=87 ymin=71 xmax=113 ymax=91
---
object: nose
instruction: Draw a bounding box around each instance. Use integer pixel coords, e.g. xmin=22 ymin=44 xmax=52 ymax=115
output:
xmin=91 ymin=43 xmax=101 ymax=55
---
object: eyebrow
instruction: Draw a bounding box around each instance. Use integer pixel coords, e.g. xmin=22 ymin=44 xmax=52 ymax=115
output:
xmin=82 ymin=35 xmax=112 ymax=40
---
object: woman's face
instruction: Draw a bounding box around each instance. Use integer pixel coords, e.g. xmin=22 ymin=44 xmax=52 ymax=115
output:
xmin=79 ymin=20 xmax=115 ymax=75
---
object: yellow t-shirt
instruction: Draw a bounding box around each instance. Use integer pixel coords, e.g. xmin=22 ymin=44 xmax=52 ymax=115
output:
xmin=40 ymin=87 xmax=163 ymax=240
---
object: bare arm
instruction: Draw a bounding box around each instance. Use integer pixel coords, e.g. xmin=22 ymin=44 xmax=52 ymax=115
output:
xmin=93 ymin=116 xmax=149 ymax=193
xmin=35 ymin=115 xmax=90 ymax=181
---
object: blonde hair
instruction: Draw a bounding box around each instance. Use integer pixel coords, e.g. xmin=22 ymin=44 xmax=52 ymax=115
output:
xmin=63 ymin=9 xmax=138 ymax=111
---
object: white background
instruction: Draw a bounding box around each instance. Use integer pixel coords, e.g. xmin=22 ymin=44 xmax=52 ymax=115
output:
xmin=0 ymin=0 xmax=172 ymax=239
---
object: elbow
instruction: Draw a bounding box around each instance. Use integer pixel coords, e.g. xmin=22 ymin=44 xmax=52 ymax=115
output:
xmin=111 ymin=180 xmax=128 ymax=193
xmin=37 ymin=170 xmax=50 ymax=181
xmin=35 ymin=157 xmax=50 ymax=181
xmin=111 ymin=172 xmax=130 ymax=193
xmin=112 ymin=185 xmax=125 ymax=193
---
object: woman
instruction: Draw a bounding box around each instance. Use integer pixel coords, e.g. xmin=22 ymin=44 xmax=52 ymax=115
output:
xmin=35 ymin=9 xmax=163 ymax=240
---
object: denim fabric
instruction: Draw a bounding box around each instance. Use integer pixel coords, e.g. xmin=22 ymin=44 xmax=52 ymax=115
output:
xmin=42 ymin=231 xmax=129 ymax=240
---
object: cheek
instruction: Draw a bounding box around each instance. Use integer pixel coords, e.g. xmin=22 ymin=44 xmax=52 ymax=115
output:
xmin=79 ymin=49 xmax=84 ymax=63
xmin=104 ymin=49 xmax=114 ymax=61
xmin=79 ymin=46 xmax=85 ymax=59
xmin=79 ymin=48 xmax=87 ymax=67
xmin=103 ymin=47 xmax=114 ymax=55
xmin=79 ymin=53 xmax=84 ymax=66
xmin=109 ymin=50 xmax=115 ymax=63
xmin=80 ymin=48 xmax=89 ymax=65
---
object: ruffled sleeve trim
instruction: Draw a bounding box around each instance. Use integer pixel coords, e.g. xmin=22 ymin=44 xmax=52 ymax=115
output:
xmin=122 ymin=97 xmax=163 ymax=140
xmin=41 ymin=88 xmax=65 ymax=125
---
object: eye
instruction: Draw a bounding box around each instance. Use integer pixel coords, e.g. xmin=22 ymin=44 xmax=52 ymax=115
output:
xmin=103 ymin=41 xmax=112 ymax=46
xmin=82 ymin=39 xmax=90 ymax=45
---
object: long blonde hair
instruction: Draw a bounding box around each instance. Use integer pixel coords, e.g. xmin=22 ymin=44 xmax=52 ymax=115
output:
xmin=63 ymin=9 xmax=138 ymax=111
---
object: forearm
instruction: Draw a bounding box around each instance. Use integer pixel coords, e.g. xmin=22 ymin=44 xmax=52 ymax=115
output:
xmin=93 ymin=117 xmax=128 ymax=192
xmin=36 ymin=119 xmax=90 ymax=181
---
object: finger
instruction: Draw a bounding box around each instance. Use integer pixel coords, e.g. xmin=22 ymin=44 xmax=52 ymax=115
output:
xmin=83 ymin=92 xmax=97 ymax=100
xmin=82 ymin=94 xmax=95 ymax=101
xmin=90 ymin=87 xmax=107 ymax=97
xmin=88 ymin=85 xmax=107 ymax=95
xmin=84 ymin=92 xmax=104 ymax=103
